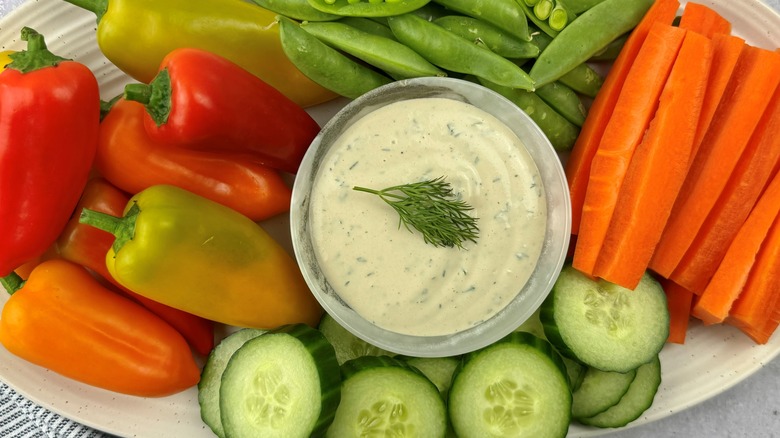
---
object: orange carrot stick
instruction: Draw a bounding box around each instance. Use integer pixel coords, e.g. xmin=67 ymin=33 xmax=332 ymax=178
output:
xmin=726 ymin=213 xmax=780 ymax=344
xmin=664 ymin=280 xmax=694 ymax=344
xmin=671 ymin=84 xmax=780 ymax=293
xmin=692 ymin=170 xmax=780 ymax=324
xmin=592 ymin=31 xmax=712 ymax=289
xmin=565 ymin=0 xmax=680 ymax=235
xmin=572 ymin=23 xmax=686 ymax=276
xmin=678 ymin=2 xmax=732 ymax=38
xmin=648 ymin=45 xmax=780 ymax=278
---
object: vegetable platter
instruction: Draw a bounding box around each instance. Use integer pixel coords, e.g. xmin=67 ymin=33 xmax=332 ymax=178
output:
xmin=0 ymin=0 xmax=778 ymax=437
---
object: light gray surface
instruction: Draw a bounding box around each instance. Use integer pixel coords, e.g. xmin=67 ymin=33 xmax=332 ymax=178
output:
xmin=0 ymin=0 xmax=778 ymax=436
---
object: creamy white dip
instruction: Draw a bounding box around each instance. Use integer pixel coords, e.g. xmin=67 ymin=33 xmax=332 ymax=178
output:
xmin=309 ymin=97 xmax=547 ymax=336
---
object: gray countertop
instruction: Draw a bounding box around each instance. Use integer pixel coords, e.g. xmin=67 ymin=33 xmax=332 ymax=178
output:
xmin=0 ymin=0 xmax=778 ymax=436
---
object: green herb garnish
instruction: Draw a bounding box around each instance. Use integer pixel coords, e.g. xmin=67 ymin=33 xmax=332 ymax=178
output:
xmin=353 ymin=176 xmax=479 ymax=249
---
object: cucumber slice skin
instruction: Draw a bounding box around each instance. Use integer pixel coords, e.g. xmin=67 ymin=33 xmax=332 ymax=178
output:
xmin=327 ymin=355 xmax=448 ymax=438
xmin=571 ymin=366 xmax=637 ymax=419
xmin=541 ymin=265 xmax=669 ymax=373
xmin=219 ymin=324 xmax=341 ymax=438
xmin=578 ymin=355 xmax=662 ymax=428
xmin=198 ymin=328 xmax=267 ymax=438
xmin=398 ymin=355 xmax=461 ymax=399
xmin=318 ymin=313 xmax=394 ymax=365
xmin=448 ymin=331 xmax=572 ymax=438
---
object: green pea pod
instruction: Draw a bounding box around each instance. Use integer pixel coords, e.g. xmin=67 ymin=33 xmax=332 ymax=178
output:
xmin=431 ymin=0 xmax=531 ymax=42
xmin=307 ymin=0 xmax=432 ymax=17
xmin=589 ymin=32 xmax=629 ymax=61
xmin=529 ymin=25 xmax=604 ymax=97
xmin=301 ymin=21 xmax=446 ymax=79
xmin=433 ymin=15 xmax=540 ymax=60
xmin=387 ymin=13 xmax=535 ymax=91
xmin=250 ymin=0 xmax=340 ymax=21
xmin=409 ymin=1 xmax=450 ymax=21
xmin=529 ymin=0 xmax=654 ymax=87
xmin=338 ymin=16 xmax=396 ymax=39
xmin=278 ymin=16 xmax=392 ymax=99
xmin=563 ymin=0 xmax=607 ymax=14
xmin=478 ymin=78 xmax=579 ymax=152
xmin=534 ymin=81 xmax=587 ymax=126
xmin=519 ymin=1 xmax=560 ymax=37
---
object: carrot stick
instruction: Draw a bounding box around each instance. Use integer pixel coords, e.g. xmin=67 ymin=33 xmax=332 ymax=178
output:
xmin=572 ymin=23 xmax=686 ymax=276
xmin=688 ymin=34 xmax=745 ymax=159
xmin=648 ymin=45 xmax=780 ymax=278
xmin=565 ymin=0 xmax=680 ymax=235
xmin=592 ymin=31 xmax=712 ymax=289
xmin=671 ymin=84 xmax=780 ymax=293
xmin=678 ymin=2 xmax=732 ymax=38
xmin=692 ymin=170 xmax=780 ymax=325
xmin=664 ymin=280 xmax=694 ymax=344
xmin=726 ymin=212 xmax=780 ymax=344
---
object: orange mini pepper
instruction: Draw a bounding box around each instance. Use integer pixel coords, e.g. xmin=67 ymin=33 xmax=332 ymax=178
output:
xmin=0 ymin=259 xmax=200 ymax=397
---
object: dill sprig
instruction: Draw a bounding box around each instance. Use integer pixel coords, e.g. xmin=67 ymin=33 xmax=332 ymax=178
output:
xmin=353 ymin=176 xmax=479 ymax=249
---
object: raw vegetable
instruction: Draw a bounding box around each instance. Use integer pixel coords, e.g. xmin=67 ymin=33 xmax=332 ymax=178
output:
xmin=0 ymin=259 xmax=200 ymax=397
xmin=571 ymin=366 xmax=637 ymax=420
xmin=573 ymin=22 xmax=686 ymax=276
xmin=199 ymin=328 xmax=267 ymax=438
xmin=251 ymin=0 xmax=340 ymax=21
xmin=588 ymin=33 xmax=629 ymax=61
xmin=578 ymin=355 xmax=661 ymax=428
xmin=0 ymin=27 xmax=100 ymax=277
xmin=565 ymin=0 xmax=679 ymax=234
xmin=649 ymin=45 xmax=780 ymax=277
xmin=593 ymin=30 xmax=713 ymax=290
xmin=563 ymin=0 xmax=606 ymax=14
xmin=387 ymin=13 xmax=536 ymax=91
xmin=220 ymin=324 xmax=341 ymax=438
xmin=57 ymin=177 xmax=215 ymax=356
xmin=400 ymin=356 xmax=460 ymax=399
xmin=526 ymin=29 xmax=604 ymax=97
xmin=307 ymin=0 xmax=432 ymax=17
xmin=327 ymin=355 xmax=446 ymax=437
xmin=337 ymin=16 xmax=396 ymax=39
xmin=97 ymin=99 xmax=292 ymax=222
xmin=431 ymin=0 xmax=531 ymax=42
xmin=448 ymin=331 xmax=571 ymax=438
xmin=541 ymin=265 xmax=669 ymax=373
xmin=78 ymin=184 xmax=324 ymax=329
xmin=664 ymin=280 xmax=693 ymax=344
xmin=534 ymin=81 xmax=587 ymax=127
xmin=670 ymin=83 xmax=780 ymax=293
xmin=432 ymin=15 xmax=540 ymax=59
xmin=529 ymin=0 xmax=655 ymax=88
xmin=278 ymin=16 xmax=393 ymax=99
xmin=124 ymin=48 xmax=322 ymax=174
xmin=61 ymin=0 xmax=337 ymax=107
xmin=0 ymin=50 xmax=11 ymax=71
xmin=318 ymin=314 xmax=393 ymax=365
xmin=678 ymin=2 xmax=731 ymax=37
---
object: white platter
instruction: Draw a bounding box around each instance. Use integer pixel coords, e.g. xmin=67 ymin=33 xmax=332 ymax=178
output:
xmin=0 ymin=0 xmax=778 ymax=436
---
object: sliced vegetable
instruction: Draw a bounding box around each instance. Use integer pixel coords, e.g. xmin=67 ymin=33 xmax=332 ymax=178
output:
xmin=678 ymin=2 xmax=732 ymax=37
xmin=327 ymin=355 xmax=447 ymax=437
xmin=220 ymin=324 xmax=341 ymax=437
xmin=318 ymin=313 xmax=393 ymax=365
xmin=448 ymin=331 xmax=571 ymax=438
xmin=664 ymin=280 xmax=694 ymax=344
xmin=571 ymin=366 xmax=637 ymax=420
xmin=573 ymin=23 xmax=686 ymax=276
xmin=400 ymin=356 xmax=460 ymax=399
xmin=541 ymin=265 xmax=669 ymax=373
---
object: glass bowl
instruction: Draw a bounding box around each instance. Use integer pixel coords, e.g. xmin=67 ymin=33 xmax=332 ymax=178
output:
xmin=291 ymin=77 xmax=571 ymax=357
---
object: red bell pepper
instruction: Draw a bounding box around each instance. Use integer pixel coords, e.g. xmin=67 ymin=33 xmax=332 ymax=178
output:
xmin=123 ymin=47 xmax=321 ymax=174
xmin=96 ymin=98 xmax=292 ymax=222
xmin=0 ymin=28 xmax=100 ymax=276
xmin=57 ymin=177 xmax=215 ymax=356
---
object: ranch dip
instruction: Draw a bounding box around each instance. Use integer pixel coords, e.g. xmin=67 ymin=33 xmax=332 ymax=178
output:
xmin=309 ymin=97 xmax=547 ymax=337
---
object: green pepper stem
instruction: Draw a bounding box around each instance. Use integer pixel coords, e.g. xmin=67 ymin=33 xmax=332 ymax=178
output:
xmin=0 ymin=272 xmax=25 ymax=295
xmin=123 ymin=69 xmax=172 ymax=126
xmin=61 ymin=0 xmax=108 ymax=22
xmin=79 ymin=203 xmax=139 ymax=254
xmin=7 ymin=27 xmax=68 ymax=73
xmin=123 ymin=83 xmax=152 ymax=105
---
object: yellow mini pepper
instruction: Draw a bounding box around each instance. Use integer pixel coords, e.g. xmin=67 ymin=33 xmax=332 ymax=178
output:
xmin=79 ymin=184 xmax=324 ymax=329
xmin=62 ymin=0 xmax=336 ymax=108
xmin=0 ymin=51 xmax=12 ymax=72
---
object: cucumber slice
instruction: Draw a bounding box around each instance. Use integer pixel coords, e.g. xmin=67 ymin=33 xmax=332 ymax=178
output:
xmin=541 ymin=265 xmax=669 ymax=372
xmin=219 ymin=324 xmax=341 ymax=438
xmin=571 ymin=366 xmax=637 ymax=419
xmin=199 ymin=328 xmax=266 ymax=438
xmin=562 ymin=356 xmax=587 ymax=393
xmin=448 ymin=331 xmax=572 ymax=438
xmin=400 ymin=356 xmax=461 ymax=399
xmin=327 ymin=355 xmax=447 ymax=437
xmin=578 ymin=355 xmax=662 ymax=428
xmin=318 ymin=313 xmax=394 ymax=364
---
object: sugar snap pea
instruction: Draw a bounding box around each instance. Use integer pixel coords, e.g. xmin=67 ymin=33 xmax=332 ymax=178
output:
xmin=589 ymin=32 xmax=629 ymax=61
xmin=563 ymin=0 xmax=607 ymax=14
xmin=529 ymin=26 xmax=603 ymax=97
xmin=431 ymin=0 xmax=531 ymax=42
xmin=277 ymin=17 xmax=392 ymax=99
xmin=307 ymin=0 xmax=432 ymax=17
xmin=519 ymin=1 xmax=559 ymax=37
xmin=534 ymin=81 xmax=587 ymax=126
xmin=433 ymin=15 xmax=540 ymax=60
xmin=529 ymin=0 xmax=654 ymax=87
xmin=387 ymin=13 xmax=535 ymax=90
xmin=338 ymin=16 xmax=396 ymax=39
xmin=301 ymin=21 xmax=446 ymax=79
xmin=478 ymin=78 xmax=579 ymax=151
xmin=250 ymin=0 xmax=340 ymax=21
